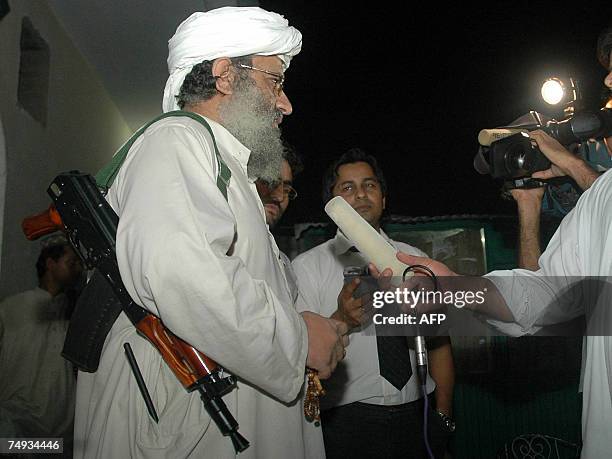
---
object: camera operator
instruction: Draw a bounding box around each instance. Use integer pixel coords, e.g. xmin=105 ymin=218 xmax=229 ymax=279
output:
xmin=376 ymin=25 xmax=612 ymax=458
xmin=510 ymin=25 xmax=612 ymax=271
xmin=510 ymin=130 xmax=603 ymax=270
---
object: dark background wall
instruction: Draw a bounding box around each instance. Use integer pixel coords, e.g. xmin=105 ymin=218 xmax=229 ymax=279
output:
xmin=259 ymin=1 xmax=611 ymax=225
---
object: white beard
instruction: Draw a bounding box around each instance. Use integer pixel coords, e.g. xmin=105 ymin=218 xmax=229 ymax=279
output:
xmin=219 ymin=78 xmax=284 ymax=183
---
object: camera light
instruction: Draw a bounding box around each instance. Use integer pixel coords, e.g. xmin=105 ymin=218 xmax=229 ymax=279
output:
xmin=541 ymin=78 xmax=565 ymax=105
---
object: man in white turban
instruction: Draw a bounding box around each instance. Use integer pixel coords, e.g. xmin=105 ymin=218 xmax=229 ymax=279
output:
xmin=73 ymin=6 xmax=347 ymax=458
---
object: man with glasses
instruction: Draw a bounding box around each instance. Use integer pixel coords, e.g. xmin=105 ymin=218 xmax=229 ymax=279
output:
xmin=74 ymin=7 xmax=346 ymax=458
xmin=257 ymin=144 xmax=301 ymax=230
xmin=256 ymin=144 xmax=302 ymax=301
xmin=292 ymin=148 xmax=455 ymax=458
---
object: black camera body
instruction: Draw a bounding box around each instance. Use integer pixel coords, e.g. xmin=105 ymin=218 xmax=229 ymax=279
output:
xmin=485 ymin=132 xmax=551 ymax=179
xmin=475 ymin=108 xmax=612 ymax=180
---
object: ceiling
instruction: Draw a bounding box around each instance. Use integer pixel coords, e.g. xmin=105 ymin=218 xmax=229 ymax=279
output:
xmin=48 ymin=0 xmax=207 ymax=130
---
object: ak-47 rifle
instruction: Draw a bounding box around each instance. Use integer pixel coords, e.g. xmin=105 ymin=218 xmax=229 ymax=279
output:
xmin=44 ymin=170 xmax=248 ymax=453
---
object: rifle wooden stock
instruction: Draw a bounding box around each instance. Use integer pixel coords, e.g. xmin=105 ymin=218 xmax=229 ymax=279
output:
xmin=21 ymin=205 xmax=63 ymax=240
xmin=135 ymin=314 xmax=220 ymax=391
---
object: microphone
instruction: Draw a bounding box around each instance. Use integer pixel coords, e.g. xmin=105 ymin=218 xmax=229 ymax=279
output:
xmin=324 ymin=197 xmax=429 ymax=382
xmin=324 ymin=196 xmax=410 ymax=277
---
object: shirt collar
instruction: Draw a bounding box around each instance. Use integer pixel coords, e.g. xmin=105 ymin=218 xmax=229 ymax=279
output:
xmin=331 ymin=227 xmax=392 ymax=256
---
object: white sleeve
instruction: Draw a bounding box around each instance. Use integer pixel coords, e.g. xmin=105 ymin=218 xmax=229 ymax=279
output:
xmin=111 ymin=120 xmax=307 ymax=402
xmin=485 ymin=170 xmax=612 ymax=335
xmin=292 ymin=255 xmax=324 ymax=315
xmin=485 ymin=222 xmax=584 ymax=335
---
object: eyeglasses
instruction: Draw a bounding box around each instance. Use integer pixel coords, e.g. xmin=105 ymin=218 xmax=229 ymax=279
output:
xmin=258 ymin=180 xmax=298 ymax=200
xmin=237 ymin=63 xmax=285 ymax=96
xmin=282 ymin=184 xmax=298 ymax=200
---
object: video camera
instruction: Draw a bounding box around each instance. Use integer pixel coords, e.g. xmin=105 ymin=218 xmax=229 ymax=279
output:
xmin=474 ymin=108 xmax=612 ymax=182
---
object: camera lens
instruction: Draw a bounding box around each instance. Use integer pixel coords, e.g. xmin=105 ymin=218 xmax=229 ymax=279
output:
xmin=504 ymin=142 xmax=531 ymax=177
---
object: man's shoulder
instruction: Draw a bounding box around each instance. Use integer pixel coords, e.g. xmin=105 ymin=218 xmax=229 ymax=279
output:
xmin=125 ymin=114 xmax=221 ymax=173
xmin=0 ymin=288 xmax=49 ymax=315
xmin=577 ymin=168 xmax=612 ymax=212
xmin=292 ymin=238 xmax=338 ymax=268
xmin=143 ymin=113 xmax=217 ymax=141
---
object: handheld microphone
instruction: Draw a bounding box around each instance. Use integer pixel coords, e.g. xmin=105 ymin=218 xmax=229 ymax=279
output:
xmin=325 ymin=197 xmax=428 ymax=380
xmin=324 ymin=196 xmax=410 ymax=277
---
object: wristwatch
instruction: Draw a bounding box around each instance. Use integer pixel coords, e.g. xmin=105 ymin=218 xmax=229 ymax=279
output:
xmin=435 ymin=410 xmax=456 ymax=433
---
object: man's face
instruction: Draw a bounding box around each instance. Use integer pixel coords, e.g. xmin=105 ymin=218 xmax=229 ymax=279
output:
xmin=247 ymin=55 xmax=293 ymax=123
xmin=48 ymin=246 xmax=83 ymax=290
xmin=256 ymin=159 xmax=294 ymax=228
xmin=219 ymin=55 xmax=292 ymax=184
xmin=331 ymin=161 xmax=385 ymax=230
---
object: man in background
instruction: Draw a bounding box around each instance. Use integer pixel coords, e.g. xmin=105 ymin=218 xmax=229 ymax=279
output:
xmin=293 ymin=148 xmax=455 ymax=458
xmin=256 ymin=143 xmax=302 ymax=300
xmin=0 ymin=236 xmax=83 ymax=454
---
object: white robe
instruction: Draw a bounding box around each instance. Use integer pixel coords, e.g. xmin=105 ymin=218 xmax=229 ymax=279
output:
xmin=0 ymin=288 xmax=75 ymax=446
xmin=74 ymin=115 xmax=323 ymax=458
xmin=486 ymin=169 xmax=612 ymax=459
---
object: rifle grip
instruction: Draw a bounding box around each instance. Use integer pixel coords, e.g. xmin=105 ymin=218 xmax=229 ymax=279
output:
xmin=135 ymin=315 xmax=220 ymax=390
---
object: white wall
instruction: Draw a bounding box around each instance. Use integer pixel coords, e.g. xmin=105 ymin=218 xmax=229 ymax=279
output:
xmin=0 ymin=0 xmax=131 ymax=297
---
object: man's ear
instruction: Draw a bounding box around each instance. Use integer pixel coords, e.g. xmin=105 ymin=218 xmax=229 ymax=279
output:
xmin=382 ymin=196 xmax=386 ymax=210
xmin=212 ymin=58 xmax=234 ymax=95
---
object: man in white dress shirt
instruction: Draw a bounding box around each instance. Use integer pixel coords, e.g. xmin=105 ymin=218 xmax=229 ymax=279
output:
xmin=73 ymin=7 xmax=347 ymax=459
xmin=293 ymin=148 xmax=455 ymax=458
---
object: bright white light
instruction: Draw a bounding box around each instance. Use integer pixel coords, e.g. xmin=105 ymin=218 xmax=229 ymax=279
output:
xmin=541 ymin=79 xmax=565 ymax=105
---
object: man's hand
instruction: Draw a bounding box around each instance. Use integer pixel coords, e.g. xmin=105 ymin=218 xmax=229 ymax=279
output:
xmin=529 ymin=130 xmax=600 ymax=190
xmin=369 ymin=253 xmax=458 ymax=314
xmin=301 ymin=311 xmax=349 ymax=379
xmin=331 ymin=278 xmax=368 ymax=329
xmin=388 ymin=252 xmax=514 ymax=322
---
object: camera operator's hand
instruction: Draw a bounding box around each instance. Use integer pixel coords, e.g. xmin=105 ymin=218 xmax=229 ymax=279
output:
xmin=529 ymin=130 xmax=600 ymax=191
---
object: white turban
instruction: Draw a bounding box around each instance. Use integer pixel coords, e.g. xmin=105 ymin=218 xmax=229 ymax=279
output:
xmin=162 ymin=6 xmax=302 ymax=112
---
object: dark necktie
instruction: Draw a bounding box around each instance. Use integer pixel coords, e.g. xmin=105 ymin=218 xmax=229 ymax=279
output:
xmin=346 ymin=246 xmax=413 ymax=391
xmin=376 ymin=314 xmax=413 ymax=391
